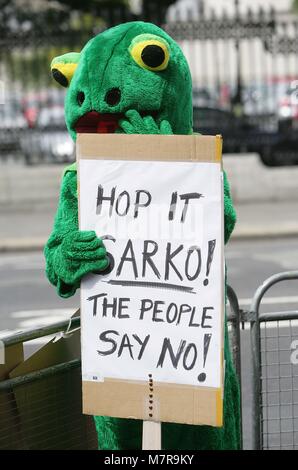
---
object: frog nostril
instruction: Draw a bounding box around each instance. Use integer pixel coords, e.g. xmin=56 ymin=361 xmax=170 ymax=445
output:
xmin=77 ymin=91 xmax=85 ymax=106
xmin=105 ymin=88 xmax=121 ymax=107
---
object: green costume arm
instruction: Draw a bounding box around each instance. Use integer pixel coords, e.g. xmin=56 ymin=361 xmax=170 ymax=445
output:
xmin=223 ymin=171 xmax=236 ymax=244
xmin=44 ymin=169 xmax=108 ymax=298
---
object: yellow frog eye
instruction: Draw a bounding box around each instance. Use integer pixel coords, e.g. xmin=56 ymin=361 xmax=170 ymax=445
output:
xmin=130 ymin=38 xmax=170 ymax=72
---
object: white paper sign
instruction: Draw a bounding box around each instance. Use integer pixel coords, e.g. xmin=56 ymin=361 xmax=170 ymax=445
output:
xmin=80 ymin=159 xmax=224 ymax=389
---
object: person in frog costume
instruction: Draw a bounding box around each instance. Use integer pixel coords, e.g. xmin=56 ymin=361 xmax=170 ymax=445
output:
xmin=45 ymin=21 xmax=241 ymax=450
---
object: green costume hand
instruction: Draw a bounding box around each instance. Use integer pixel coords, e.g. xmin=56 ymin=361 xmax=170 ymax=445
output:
xmin=44 ymin=170 xmax=109 ymax=298
xmin=118 ymin=110 xmax=173 ymax=135
xmin=52 ymin=230 xmax=108 ymax=296
xmin=55 ymin=231 xmax=108 ymax=280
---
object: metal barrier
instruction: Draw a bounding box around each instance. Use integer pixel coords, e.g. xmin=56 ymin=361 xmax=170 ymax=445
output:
xmin=1 ymin=274 xmax=297 ymax=450
xmin=227 ymin=284 xmax=243 ymax=450
xmin=250 ymin=271 xmax=298 ymax=450
xmin=0 ymin=316 xmax=97 ymax=450
xmin=227 ymin=285 xmax=242 ymax=389
xmin=0 ymin=287 xmax=242 ymax=450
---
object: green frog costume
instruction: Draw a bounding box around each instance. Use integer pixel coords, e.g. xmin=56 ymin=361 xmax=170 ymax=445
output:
xmin=44 ymin=21 xmax=241 ymax=450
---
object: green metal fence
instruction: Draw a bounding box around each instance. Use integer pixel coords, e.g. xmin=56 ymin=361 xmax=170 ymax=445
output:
xmin=0 ymin=316 xmax=97 ymax=450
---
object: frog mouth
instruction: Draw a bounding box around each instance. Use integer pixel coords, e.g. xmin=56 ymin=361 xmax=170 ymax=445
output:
xmin=74 ymin=110 xmax=159 ymax=134
xmin=75 ymin=111 xmax=122 ymax=134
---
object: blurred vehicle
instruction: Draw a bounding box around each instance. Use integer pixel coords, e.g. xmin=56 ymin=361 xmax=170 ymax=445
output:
xmin=192 ymin=87 xmax=218 ymax=108
xmin=243 ymin=78 xmax=298 ymax=166
xmin=277 ymin=80 xmax=298 ymax=127
xmin=243 ymin=78 xmax=298 ymax=121
xmin=21 ymin=89 xmax=66 ymax=128
xmin=243 ymin=83 xmax=276 ymax=117
xmin=193 ymin=105 xmax=298 ymax=167
xmin=192 ymin=77 xmax=298 ymax=167
xmin=21 ymin=105 xmax=74 ymax=165
xmin=260 ymin=79 xmax=298 ymax=166
xmin=21 ymin=92 xmax=41 ymax=128
xmin=0 ymin=99 xmax=27 ymax=158
xmin=193 ymin=106 xmax=260 ymax=153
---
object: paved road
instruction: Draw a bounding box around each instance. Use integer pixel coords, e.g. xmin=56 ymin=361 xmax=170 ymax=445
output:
xmin=1 ymin=237 xmax=297 ymax=329
xmin=0 ymin=237 xmax=297 ymax=449
xmin=226 ymin=237 xmax=298 ymax=311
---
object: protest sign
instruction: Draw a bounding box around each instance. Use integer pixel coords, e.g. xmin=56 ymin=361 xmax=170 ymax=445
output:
xmin=77 ymin=134 xmax=224 ymax=426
